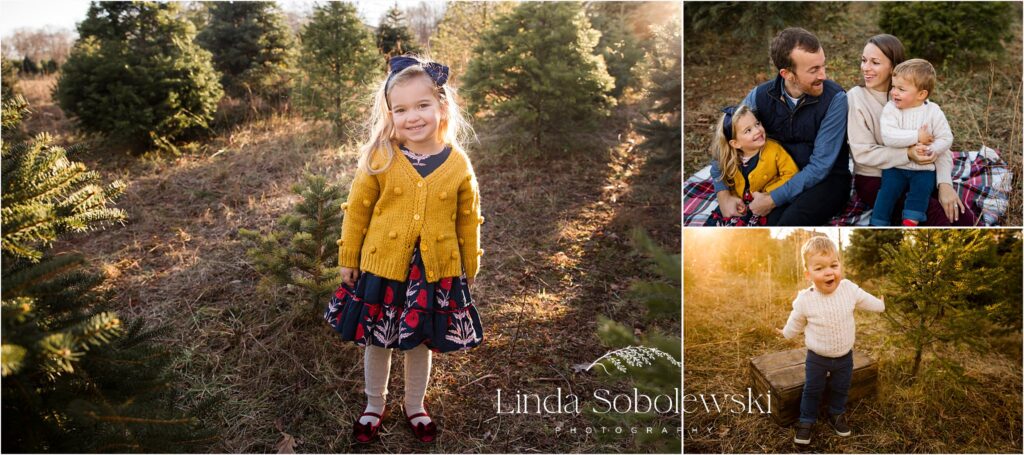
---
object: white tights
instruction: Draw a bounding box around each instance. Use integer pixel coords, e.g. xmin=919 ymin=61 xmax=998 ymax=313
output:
xmin=359 ymin=344 xmax=432 ymax=427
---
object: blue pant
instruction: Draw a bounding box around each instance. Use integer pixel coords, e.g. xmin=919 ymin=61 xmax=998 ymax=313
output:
xmin=799 ymin=349 xmax=853 ymax=424
xmin=871 ymin=168 xmax=936 ymax=225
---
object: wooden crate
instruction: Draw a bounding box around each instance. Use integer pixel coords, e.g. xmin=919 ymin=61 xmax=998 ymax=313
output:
xmin=749 ymin=348 xmax=878 ymax=426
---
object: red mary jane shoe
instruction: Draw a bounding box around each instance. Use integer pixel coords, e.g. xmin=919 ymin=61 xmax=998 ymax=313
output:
xmin=352 ymin=409 xmax=388 ymax=444
xmin=404 ymin=406 xmax=438 ymax=443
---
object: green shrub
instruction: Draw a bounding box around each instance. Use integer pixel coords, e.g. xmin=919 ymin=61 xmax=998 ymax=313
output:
xmin=462 ymin=2 xmax=615 ymax=152
xmin=2 ymin=101 xmax=216 ymax=451
xmin=878 ymin=2 xmax=1015 ymax=65
xmin=295 ymin=2 xmax=378 ymax=134
xmin=239 ymin=173 xmax=344 ymax=312
xmin=55 ymin=2 xmax=222 ymax=151
xmin=684 ymin=1 xmax=848 ymax=42
xmin=197 ymin=1 xmax=298 ymax=105
xmin=376 ymin=5 xmax=421 ymax=58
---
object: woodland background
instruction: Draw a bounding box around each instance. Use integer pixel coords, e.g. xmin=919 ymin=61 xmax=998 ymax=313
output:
xmin=2 ymin=1 xmax=681 ymax=453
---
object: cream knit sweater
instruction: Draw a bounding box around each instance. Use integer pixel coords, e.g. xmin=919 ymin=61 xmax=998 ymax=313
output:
xmin=846 ymin=86 xmax=953 ymax=187
xmin=782 ymin=279 xmax=885 ymax=358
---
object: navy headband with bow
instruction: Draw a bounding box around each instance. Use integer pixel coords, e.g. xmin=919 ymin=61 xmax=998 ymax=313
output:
xmin=385 ymin=56 xmax=449 ymax=109
xmin=721 ymin=105 xmax=739 ymax=141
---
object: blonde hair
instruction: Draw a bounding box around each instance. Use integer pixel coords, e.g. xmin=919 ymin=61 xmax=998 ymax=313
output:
xmin=712 ymin=105 xmax=757 ymax=189
xmin=801 ymin=236 xmax=838 ymax=270
xmin=358 ymin=56 xmax=475 ymax=175
xmin=892 ymin=58 xmax=936 ymax=95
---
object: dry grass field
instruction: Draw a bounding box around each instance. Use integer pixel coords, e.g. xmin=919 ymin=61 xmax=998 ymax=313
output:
xmin=16 ymin=71 xmax=681 ymax=452
xmin=682 ymin=230 xmax=1023 ymax=453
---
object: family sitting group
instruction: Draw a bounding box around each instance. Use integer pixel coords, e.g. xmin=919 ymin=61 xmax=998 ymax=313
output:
xmin=705 ymin=28 xmax=976 ymax=227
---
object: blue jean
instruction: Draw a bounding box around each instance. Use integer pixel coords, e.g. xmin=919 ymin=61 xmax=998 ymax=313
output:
xmin=799 ymin=349 xmax=853 ymax=424
xmin=871 ymin=168 xmax=936 ymax=225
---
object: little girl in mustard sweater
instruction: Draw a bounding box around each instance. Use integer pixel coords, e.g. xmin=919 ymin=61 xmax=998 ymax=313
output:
xmin=706 ymin=105 xmax=798 ymax=226
xmin=323 ymin=55 xmax=484 ymax=444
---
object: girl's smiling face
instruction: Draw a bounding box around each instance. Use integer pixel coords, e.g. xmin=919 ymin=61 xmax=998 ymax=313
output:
xmin=728 ymin=111 xmax=766 ymax=154
xmin=804 ymin=252 xmax=842 ymax=294
xmin=389 ymin=76 xmax=444 ymax=151
xmin=860 ymin=42 xmax=893 ymax=92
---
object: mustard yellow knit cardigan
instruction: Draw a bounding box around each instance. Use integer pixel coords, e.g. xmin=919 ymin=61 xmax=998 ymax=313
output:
xmin=337 ymin=147 xmax=483 ymax=282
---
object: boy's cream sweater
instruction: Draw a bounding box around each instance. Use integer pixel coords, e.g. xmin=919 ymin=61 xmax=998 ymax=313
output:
xmin=846 ymin=85 xmax=953 ymax=187
xmin=782 ymin=279 xmax=885 ymax=358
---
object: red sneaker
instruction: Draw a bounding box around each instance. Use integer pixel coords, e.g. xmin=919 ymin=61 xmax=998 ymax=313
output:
xmin=352 ymin=408 xmax=388 ymax=444
xmin=902 ymin=219 xmax=919 ymax=226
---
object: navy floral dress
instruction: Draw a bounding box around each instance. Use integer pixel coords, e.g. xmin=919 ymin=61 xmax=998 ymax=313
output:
xmin=705 ymin=153 xmax=768 ymax=227
xmin=324 ymin=145 xmax=484 ymax=353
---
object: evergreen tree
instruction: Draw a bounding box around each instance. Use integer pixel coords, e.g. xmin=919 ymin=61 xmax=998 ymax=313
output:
xmin=2 ymin=60 xmax=27 ymax=146
xmin=197 ymin=1 xmax=298 ymax=105
xmin=429 ymin=1 xmax=515 ymax=85
xmin=55 ymin=1 xmax=223 ymax=151
xmin=845 ymin=228 xmax=905 ymax=282
xmin=878 ymin=230 xmax=1005 ymax=381
xmin=462 ymin=2 xmax=615 ymax=151
xmin=376 ymin=5 xmax=421 ymax=59
xmin=2 ymin=58 xmax=20 ymax=101
xmin=296 ymin=2 xmax=379 ymax=134
xmin=634 ymin=17 xmax=681 ymax=177
xmin=20 ymin=55 xmax=39 ymax=75
xmin=589 ymin=228 xmax=680 ymax=452
xmin=1 ymin=99 xmax=216 ymax=451
xmin=240 ymin=173 xmax=344 ymax=312
xmin=586 ymin=2 xmax=646 ymax=98
xmin=42 ymin=59 xmax=58 ymax=74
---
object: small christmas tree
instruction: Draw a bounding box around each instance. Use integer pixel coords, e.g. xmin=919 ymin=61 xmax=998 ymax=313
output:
xmin=240 ymin=173 xmax=344 ymax=312
xmin=376 ymin=5 xmax=421 ymax=59
xmin=462 ymin=1 xmax=615 ymax=151
xmin=586 ymin=2 xmax=647 ymax=98
xmin=634 ymin=17 xmax=681 ymax=176
xmin=296 ymin=2 xmax=379 ymax=134
xmin=197 ymin=1 xmax=298 ymax=106
xmin=845 ymin=229 xmax=905 ymax=283
xmin=429 ymin=2 xmax=515 ymax=85
xmin=879 ymin=230 xmax=1004 ymax=381
xmin=55 ymin=1 xmax=222 ymax=151
xmin=587 ymin=228 xmax=681 ymax=452
xmin=2 ymin=99 xmax=216 ymax=451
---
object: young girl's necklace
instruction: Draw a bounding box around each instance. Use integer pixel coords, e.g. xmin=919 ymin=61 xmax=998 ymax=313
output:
xmin=400 ymin=145 xmax=435 ymax=167
xmin=740 ymin=147 xmax=762 ymax=166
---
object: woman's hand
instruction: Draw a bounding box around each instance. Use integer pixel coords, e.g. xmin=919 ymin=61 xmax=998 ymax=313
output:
xmin=774 ymin=327 xmax=785 ymax=337
xmin=917 ymin=124 xmax=934 ymax=145
xmin=716 ymin=190 xmax=746 ymax=218
xmin=341 ymin=267 xmax=360 ymax=287
xmin=937 ymin=183 xmax=966 ymax=224
xmin=466 ymin=277 xmax=474 ymax=288
xmin=906 ymin=143 xmax=936 ymax=165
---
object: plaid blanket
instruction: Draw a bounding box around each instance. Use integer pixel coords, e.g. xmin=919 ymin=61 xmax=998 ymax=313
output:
xmin=684 ymin=147 xmax=1013 ymax=226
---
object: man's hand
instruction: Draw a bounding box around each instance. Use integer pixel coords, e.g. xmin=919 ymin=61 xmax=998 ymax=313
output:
xmin=715 ymin=190 xmax=746 ymax=218
xmin=775 ymin=327 xmax=785 ymax=337
xmin=748 ymin=192 xmax=775 ymax=216
xmin=917 ymin=124 xmax=934 ymax=145
xmin=467 ymin=277 xmax=474 ymax=288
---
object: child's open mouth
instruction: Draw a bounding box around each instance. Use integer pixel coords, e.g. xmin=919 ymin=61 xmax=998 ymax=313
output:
xmin=825 ymin=278 xmax=836 ymax=286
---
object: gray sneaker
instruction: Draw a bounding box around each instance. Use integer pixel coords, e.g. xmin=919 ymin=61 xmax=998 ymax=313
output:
xmin=828 ymin=413 xmax=851 ymax=436
xmin=794 ymin=422 xmax=813 ymax=445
